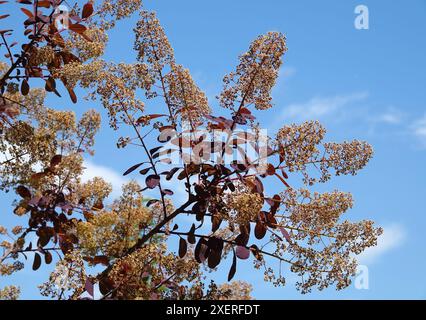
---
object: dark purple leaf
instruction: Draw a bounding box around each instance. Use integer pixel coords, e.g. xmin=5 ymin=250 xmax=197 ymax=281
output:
xmin=44 ymin=251 xmax=52 ymax=264
xmin=123 ymin=162 xmax=144 ymax=176
xmin=279 ymin=227 xmax=291 ymax=243
xmin=82 ymin=2 xmax=94 ymax=19
xmin=146 ymin=199 xmax=160 ymax=207
xmin=149 ymin=146 xmax=162 ymax=156
xmin=194 ymin=238 xmax=208 ymax=263
xmin=16 ymin=185 xmax=31 ymax=199
xmin=50 ymin=154 xmax=62 ymax=167
xmin=145 ymin=175 xmax=160 ymax=189
xmin=187 ymin=224 xmax=196 ymax=244
xmin=32 ymin=252 xmax=41 ymax=270
xmin=162 ymin=189 xmax=174 ymax=196
xmin=85 ymin=278 xmax=94 ymax=297
xmin=178 ymin=238 xmax=187 ymax=258
xmin=236 ymin=246 xmax=250 ymax=260
xmin=139 ymin=167 xmax=151 ymax=175
xmin=228 ymin=250 xmax=237 ymax=281
xmin=254 ymin=220 xmax=267 ymax=240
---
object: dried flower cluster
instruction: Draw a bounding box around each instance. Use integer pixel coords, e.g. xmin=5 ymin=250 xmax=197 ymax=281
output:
xmin=219 ymin=32 xmax=287 ymax=111
xmin=275 ymin=121 xmax=373 ymax=185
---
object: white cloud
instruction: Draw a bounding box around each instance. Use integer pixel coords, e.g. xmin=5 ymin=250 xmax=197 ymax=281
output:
xmin=356 ymin=223 xmax=406 ymax=265
xmin=411 ymin=114 xmax=426 ymax=143
xmin=373 ymin=108 xmax=404 ymax=125
xmin=81 ymin=160 xmax=128 ymax=196
xmin=280 ymin=92 xmax=368 ymax=122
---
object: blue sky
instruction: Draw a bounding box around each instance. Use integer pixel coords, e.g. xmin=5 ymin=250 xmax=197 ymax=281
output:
xmin=1 ymin=0 xmax=426 ymax=299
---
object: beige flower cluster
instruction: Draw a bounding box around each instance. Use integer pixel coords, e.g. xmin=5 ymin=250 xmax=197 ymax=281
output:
xmin=109 ymin=243 xmax=201 ymax=299
xmin=275 ymin=120 xmax=326 ymax=172
xmin=216 ymin=281 xmax=253 ymax=300
xmin=258 ymin=188 xmax=384 ymax=293
xmin=219 ymin=32 xmax=287 ymax=111
xmin=39 ymin=251 xmax=86 ymax=300
xmin=0 ymin=285 xmax=20 ymax=300
xmin=77 ymin=182 xmax=152 ymax=258
xmin=27 ymin=46 xmax=55 ymax=66
xmin=164 ymin=64 xmax=211 ymax=125
xmin=275 ymin=121 xmax=373 ymax=185
xmin=134 ymin=11 xmax=174 ymax=74
xmin=134 ymin=11 xmax=211 ymax=126
xmin=66 ymin=27 xmax=108 ymax=62
xmin=225 ymin=189 xmax=263 ymax=226
xmin=281 ymin=188 xmax=354 ymax=236
xmin=98 ymin=0 xmax=144 ymax=29
xmin=322 ymin=141 xmax=374 ymax=177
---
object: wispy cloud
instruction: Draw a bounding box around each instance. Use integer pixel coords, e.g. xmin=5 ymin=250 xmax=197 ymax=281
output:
xmin=372 ymin=108 xmax=405 ymax=125
xmin=357 ymin=223 xmax=406 ymax=265
xmin=411 ymin=114 xmax=426 ymax=146
xmin=279 ymin=92 xmax=368 ymax=122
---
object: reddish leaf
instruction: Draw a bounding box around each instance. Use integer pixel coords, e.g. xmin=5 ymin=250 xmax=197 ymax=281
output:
xmin=145 ymin=175 xmax=160 ymax=189
xmin=137 ymin=114 xmax=167 ymax=125
xmin=98 ymin=278 xmax=113 ymax=296
xmin=88 ymin=255 xmax=109 ymax=266
xmin=279 ymin=227 xmax=292 ymax=243
xmin=139 ymin=167 xmax=151 ymax=175
xmin=228 ymin=250 xmax=237 ymax=281
xmin=16 ymin=185 xmax=31 ymax=199
xmin=69 ymin=23 xmax=87 ymax=35
xmin=146 ymin=199 xmax=159 ymax=207
xmin=123 ymin=162 xmax=144 ymax=176
xmin=254 ymin=220 xmax=267 ymax=240
xmin=206 ymin=237 xmax=223 ymax=269
xmin=178 ymin=238 xmax=187 ymax=258
xmin=250 ymin=244 xmax=263 ymax=261
xmin=165 ymin=167 xmax=180 ymax=180
xmin=194 ymin=238 xmax=208 ymax=263
xmin=44 ymin=251 xmax=52 ymax=264
xmin=21 ymin=79 xmax=29 ymax=96
xmin=38 ymin=0 xmax=50 ymax=8
xmin=92 ymin=199 xmax=104 ymax=210
xmin=236 ymin=246 xmax=250 ymax=260
xmin=149 ymin=146 xmax=162 ymax=156
xmin=187 ymin=224 xmax=196 ymax=244
xmin=266 ymin=163 xmax=276 ymax=175
xmin=20 ymin=8 xmax=33 ymax=18
xmin=50 ymin=154 xmax=62 ymax=167
xmin=85 ymin=278 xmax=94 ymax=297
xmin=45 ymin=76 xmax=56 ymax=92
xmin=162 ymin=189 xmax=174 ymax=196
xmin=274 ymin=173 xmax=291 ymax=188
xmin=211 ymin=215 xmax=222 ymax=233
xmin=32 ymin=252 xmax=41 ymax=270
xmin=66 ymin=86 xmax=77 ymax=103
xmin=0 ymin=14 xmax=10 ymax=19
xmin=82 ymin=2 xmax=94 ymax=19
